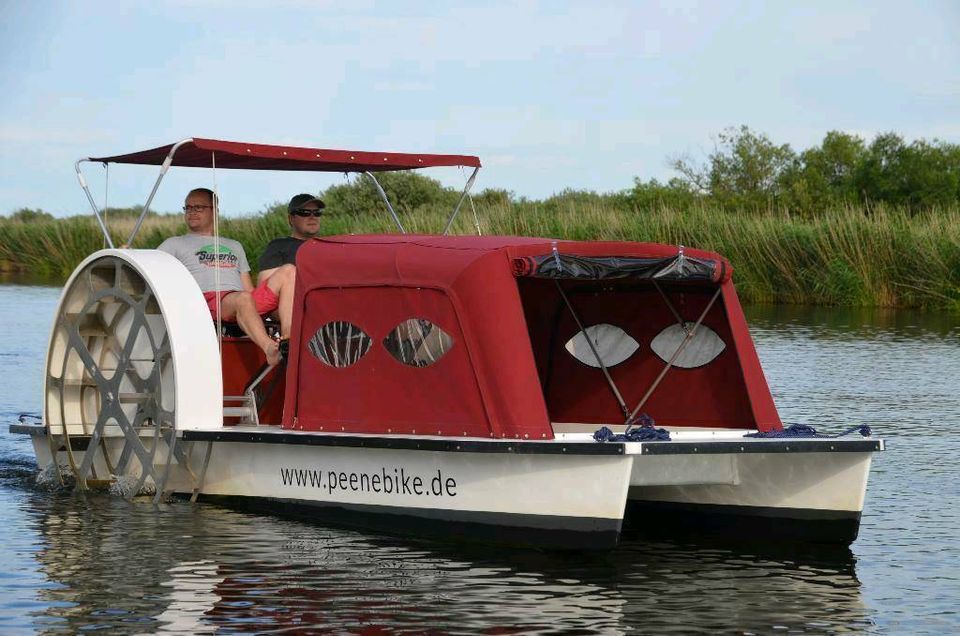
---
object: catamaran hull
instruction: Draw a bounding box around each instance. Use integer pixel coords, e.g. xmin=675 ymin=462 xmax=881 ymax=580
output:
xmin=625 ymin=439 xmax=880 ymax=544
xmin=16 ymin=424 xmax=881 ymax=549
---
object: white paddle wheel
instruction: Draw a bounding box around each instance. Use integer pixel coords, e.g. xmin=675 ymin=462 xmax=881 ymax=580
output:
xmin=43 ymin=250 xmax=222 ymax=501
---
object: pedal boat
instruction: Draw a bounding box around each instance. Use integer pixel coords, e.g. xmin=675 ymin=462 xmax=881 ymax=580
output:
xmin=10 ymin=138 xmax=884 ymax=549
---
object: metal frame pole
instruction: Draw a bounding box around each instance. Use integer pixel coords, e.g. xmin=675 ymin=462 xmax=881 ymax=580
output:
xmin=555 ymin=280 xmax=630 ymax=417
xmin=624 ymin=286 xmax=723 ymax=424
xmin=75 ymin=160 xmax=115 ymax=249
xmin=442 ymin=166 xmax=479 ymax=235
xmin=363 ymin=171 xmax=406 ymax=233
xmin=126 ymin=138 xmax=193 ymax=246
xmin=653 ymin=280 xmax=692 ymax=336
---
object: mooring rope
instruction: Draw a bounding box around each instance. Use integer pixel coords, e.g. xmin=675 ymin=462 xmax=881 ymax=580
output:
xmin=594 ymin=414 xmax=671 ymax=442
xmin=745 ymin=423 xmax=872 ymax=438
xmin=212 ymin=152 xmax=223 ymax=353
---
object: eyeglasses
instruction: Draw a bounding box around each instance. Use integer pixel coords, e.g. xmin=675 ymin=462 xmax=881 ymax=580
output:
xmin=292 ymin=209 xmax=323 ymax=217
xmin=183 ymin=204 xmax=213 ymax=212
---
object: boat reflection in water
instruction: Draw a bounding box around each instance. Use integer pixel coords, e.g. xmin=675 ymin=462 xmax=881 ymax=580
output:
xmin=30 ymin=493 xmax=872 ymax=633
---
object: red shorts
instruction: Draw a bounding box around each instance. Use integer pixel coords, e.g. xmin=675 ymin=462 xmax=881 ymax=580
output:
xmin=203 ymin=281 xmax=279 ymax=320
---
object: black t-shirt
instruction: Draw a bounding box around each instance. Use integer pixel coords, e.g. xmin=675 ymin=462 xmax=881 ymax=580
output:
xmin=258 ymin=237 xmax=305 ymax=270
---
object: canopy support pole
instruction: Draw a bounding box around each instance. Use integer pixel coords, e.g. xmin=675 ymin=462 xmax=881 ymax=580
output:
xmin=554 ymin=280 xmax=630 ymax=418
xmin=652 ymin=280 xmax=692 ymax=336
xmin=75 ymin=160 xmax=115 ymax=249
xmin=126 ymin=138 xmax=193 ymax=246
xmin=443 ymin=166 xmax=480 ymax=235
xmin=624 ymin=286 xmax=722 ymax=424
xmin=363 ymin=171 xmax=406 ymax=233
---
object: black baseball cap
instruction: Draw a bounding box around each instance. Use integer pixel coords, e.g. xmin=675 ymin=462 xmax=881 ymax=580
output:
xmin=288 ymin=193 xmax=326 ymax=213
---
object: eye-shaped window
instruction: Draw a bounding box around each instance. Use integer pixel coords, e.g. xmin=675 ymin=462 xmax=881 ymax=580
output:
xmin=308 ymin=321 xmax=372 ymax=368
xmin=384 ymin=318 xmax=453 ymax=368
xmin=565 ymin=323 xmax=639 ymax=368
xmin=650 ymin=323 xmax=726 ymax=368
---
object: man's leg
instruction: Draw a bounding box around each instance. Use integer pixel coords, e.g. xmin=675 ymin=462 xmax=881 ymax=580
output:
xmin=262 ymin=264 xmax=296 ymax=339
xmin=219 ymin=291 xmax=281 ymax=366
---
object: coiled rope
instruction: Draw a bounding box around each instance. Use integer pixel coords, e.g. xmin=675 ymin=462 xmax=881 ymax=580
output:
xmin=593 ymin=414 xmax=671 ymax=442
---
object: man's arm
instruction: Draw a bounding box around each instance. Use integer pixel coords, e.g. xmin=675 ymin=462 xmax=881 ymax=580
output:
xmin=235 ymin=241 xmax=254 ymax=291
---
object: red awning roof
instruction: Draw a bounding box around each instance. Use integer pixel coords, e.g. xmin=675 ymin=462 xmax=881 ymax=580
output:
xmin=86 ymin=138 xmax=482 ymax=172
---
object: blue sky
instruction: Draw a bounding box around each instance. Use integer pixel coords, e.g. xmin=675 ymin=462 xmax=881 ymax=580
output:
xmin=1 ymin=1 xmax=958 ymax=217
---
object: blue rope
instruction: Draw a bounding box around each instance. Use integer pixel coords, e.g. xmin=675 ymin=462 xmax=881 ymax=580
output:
xmin=594 ymin=414 xmax=671 ymax=442
xmin=745 ymin=423 xmax=872 ymax=438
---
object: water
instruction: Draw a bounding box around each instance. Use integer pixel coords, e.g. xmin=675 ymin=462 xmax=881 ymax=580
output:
xmin=1 ymin=284 xmax=958 ymax=633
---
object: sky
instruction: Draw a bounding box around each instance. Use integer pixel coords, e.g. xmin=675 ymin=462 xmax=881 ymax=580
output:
xmin=1 ymin=0 xmax=958 ymax=218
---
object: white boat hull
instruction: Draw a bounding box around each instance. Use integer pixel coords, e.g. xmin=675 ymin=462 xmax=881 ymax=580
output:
xmin=15 ymin=423 xmax=882 ymax=548
xmin=623 ymin=436 xmax=879 ymax=543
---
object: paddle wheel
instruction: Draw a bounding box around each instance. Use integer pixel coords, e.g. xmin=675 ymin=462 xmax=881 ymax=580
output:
xmin=42 ymin=249 xmax=222 ymax=500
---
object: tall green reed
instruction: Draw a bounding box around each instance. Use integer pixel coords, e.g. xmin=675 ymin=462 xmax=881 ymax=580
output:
xmin=2 ymin=203 xmax=958 ymax=309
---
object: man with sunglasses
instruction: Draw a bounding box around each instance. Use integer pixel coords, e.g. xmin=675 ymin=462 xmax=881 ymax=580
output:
xmin=158 ymin=187 xmax=295 ymax=366
xmin=257 ymin=193 xmax=325 ymax=284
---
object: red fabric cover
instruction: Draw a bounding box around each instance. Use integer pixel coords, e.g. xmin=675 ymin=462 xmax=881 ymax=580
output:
xmin=88 ymin=138 xmax=481 ymax=172
xmin=291 ymin=286 xmax=490 ymax=435
xmin=281 ymin=235 xmax=779 ymax=436
xmin=721 ymin=282 xmax=783 ymax=431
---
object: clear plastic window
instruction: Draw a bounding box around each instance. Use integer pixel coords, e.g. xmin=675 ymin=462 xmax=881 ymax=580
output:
xmin=308 ymin=321 xmax=372 ymax=368
xmin=383 ymin=318 xmax=453 ymax=368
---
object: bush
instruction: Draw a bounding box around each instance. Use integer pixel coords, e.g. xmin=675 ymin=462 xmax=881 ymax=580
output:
xmin=7 ymin=208 xmax=54 ymax=222
xmin=321 ymin=172 xmax=459 ymax=216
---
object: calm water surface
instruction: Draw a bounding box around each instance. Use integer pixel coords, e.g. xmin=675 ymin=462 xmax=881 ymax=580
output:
xmin=1 ymin=284 xmax=958 ymax=634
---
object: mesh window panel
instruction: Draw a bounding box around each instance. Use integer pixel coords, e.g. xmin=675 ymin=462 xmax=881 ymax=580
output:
xmin=564 ymin=323 xmax=640 ymax=368
xmin=308 ymin=321 xmax=372 ymax=368
xmin=649 ymin=322 xmax=726 ymax=368
xmin=383 ymin=318 xmax=454 ymax=368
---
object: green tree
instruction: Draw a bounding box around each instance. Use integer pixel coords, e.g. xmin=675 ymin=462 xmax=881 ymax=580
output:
xmin=786 ymin=131 xmax=866 ymax=213
xmin=895 ymin=139 xmax=960 ymax=209
xmin=854 ymin=132 xmax=909 ymax=205
xmin=672 ymin=126 xmax=797 ymax=210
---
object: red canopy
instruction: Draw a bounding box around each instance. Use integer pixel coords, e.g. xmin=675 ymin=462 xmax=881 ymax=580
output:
xmin=87 ymin=138 xmax=482 ymax=172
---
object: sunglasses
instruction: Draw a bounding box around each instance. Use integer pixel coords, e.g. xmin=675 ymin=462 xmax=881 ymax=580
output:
xmin=292 ymin=209 xmax=324 ymax=217
xmin=183 ymin=204 xmax=213 ymax=212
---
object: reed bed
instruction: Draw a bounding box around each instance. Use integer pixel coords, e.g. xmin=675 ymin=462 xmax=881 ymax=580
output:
xmin=2 ymin=203 xmax=958 ymax=309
